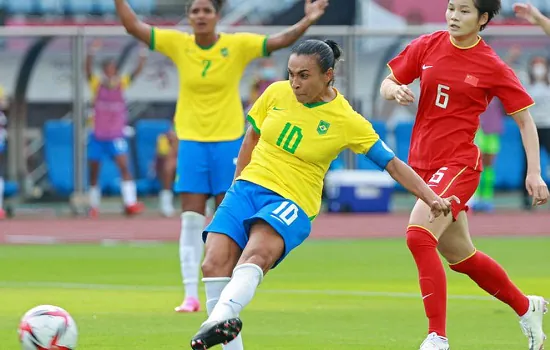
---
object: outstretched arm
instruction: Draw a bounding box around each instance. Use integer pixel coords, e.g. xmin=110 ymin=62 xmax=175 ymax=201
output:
xmin=115 ymin=0 xmax=152 ymax=46
xmin=130 ymin=48 xmax=148 ymax=81
xmin=385 ymin=157 xmax=456 ymax=222
xmin=265 ymin=0 xmax=329 ymax=53
xmin=85 ymin=40 xmax=102 ymax=81
xmin=362 ymin=138 xmax=454 ymax=221
xmin=514 ymin=3 xmax=550 ymax=36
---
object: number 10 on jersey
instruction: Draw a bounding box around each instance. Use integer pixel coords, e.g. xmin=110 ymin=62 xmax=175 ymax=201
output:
xmin=277 ymin=122 xmax=303 ymax=154
xmin=436 ymin=84 xmax=450 ymax=109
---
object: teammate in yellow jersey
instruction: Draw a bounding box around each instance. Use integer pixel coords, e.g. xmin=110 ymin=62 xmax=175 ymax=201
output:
xmin=188 ymin=39 xmax=457 ymax=349
xmin=115 ymin=0 xmax=330 ymax=325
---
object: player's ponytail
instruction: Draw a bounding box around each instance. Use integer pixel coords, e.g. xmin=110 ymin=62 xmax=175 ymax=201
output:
xmin=291 ymin=39 xmax=343 ymax=85
xmin=324 ymin=39 xmax=342 ymax=63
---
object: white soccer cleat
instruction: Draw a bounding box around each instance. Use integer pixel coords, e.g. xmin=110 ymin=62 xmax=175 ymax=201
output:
xmin=520 ymin=295 xmax=548 ymax=350
xmin=419 ymin=332 xmax=450 ymax=350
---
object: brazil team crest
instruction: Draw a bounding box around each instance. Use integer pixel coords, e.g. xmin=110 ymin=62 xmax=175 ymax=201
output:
xmin=317 ymin=120 xmax=330 ymax=135
xmin=221 ymin=48 xmax=229 ymax=57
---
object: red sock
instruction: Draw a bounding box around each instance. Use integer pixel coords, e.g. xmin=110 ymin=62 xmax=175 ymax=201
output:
xmin=406 ymin=226 xmax=447 ymax=337
xmin=450 ymin=250 xmax=529 ymax=316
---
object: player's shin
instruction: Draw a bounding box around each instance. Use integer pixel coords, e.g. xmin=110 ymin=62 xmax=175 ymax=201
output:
xmin=180 ymin=212 xmax=206 ymax=301
xmin=450 ymin=250 xmax=529 ymax=316
xmin=204 ymin=277 xmax=243 ymax=350
xmin=207 ymin=263 xmax=263 ymax=323
xmin=407 ymin=226 xmax=448 ymax=337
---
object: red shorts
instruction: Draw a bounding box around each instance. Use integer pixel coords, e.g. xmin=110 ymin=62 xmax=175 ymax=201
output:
xmin=414 ymin=165 xmax=480 ymax=219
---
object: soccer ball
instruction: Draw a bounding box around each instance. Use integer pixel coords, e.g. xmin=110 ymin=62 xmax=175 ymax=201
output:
xmin=18 ymin=305 xmax=78 ymax=350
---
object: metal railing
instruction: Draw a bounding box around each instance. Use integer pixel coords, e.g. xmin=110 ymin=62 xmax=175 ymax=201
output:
xmin=3 ymin=24 xmax=549 ymax=203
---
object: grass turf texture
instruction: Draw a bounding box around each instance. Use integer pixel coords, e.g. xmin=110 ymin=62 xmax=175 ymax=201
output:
xmin=1 ymin=237 xmax=549 ymax=349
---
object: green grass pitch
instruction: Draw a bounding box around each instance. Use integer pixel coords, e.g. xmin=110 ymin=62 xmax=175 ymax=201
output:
xmin=1 ymin=237 xmax=549 ymax=349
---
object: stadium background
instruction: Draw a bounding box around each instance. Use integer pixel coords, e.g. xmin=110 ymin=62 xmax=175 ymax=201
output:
xmin=0 ymin=1 xmax=549 ymax=349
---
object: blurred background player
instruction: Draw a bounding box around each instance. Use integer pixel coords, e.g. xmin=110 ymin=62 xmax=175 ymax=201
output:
xmin=156 ymin=127 xmax=178 ymax=217
xmin=190 ymin=39 xmax=455 ymax=350
xmin=382 ymin=0 xmax=549 ymax=348
xmin=85 ymin=39 xmax=147 ymax=217
xmin=246 ymin=58 xmax=279 ymax=112
xmin=115 ymin=0 xmax=330 ymax=319
xmin=0 ymin=87 xmax=7 ymax=220
xmin=471 ymin=98 xmax=504 ymax=212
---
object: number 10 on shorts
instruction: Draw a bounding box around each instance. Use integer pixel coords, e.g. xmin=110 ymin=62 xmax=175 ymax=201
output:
xmin=271 ymin=201 xmax=299 ymax=225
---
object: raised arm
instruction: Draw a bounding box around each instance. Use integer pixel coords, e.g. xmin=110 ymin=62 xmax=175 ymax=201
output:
xmin=115 ymin=0 xmax=152 ymax=46
xmin=514 ymin=3 xmax=550 ymax=36
xmin=385 ymin=157 xmax=456 ymax=221
xmin=130 ymin=47 xmax=148 ymax=81
xmin=234 ymin=126 xmax=260 ymax=180
xmin=265 ymin=0 xmax=329 ymax=53
xmin=85 ymin=40 xmax=102 ymax=81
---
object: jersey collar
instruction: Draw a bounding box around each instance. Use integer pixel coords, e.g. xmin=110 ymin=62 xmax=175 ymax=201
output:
xmin=303 ymin=88 xmax=339 ymax=108
xmin=195 ymin=33 xmax=222 ymax=50
xmin=449 ymin=33 xmax=482 ymax=50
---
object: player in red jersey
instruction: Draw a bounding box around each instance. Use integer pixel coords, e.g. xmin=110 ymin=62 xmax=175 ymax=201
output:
xmin=381 ymin=0 xmax=549 ymax=349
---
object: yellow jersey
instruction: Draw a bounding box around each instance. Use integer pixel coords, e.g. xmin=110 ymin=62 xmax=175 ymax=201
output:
xmin=88 ymin=74 xmax=131 ymax=99
xmin=150 ymin=28 xmax=268 ymax=142
xmin=240 ymin=81 xmax=382 ymax=218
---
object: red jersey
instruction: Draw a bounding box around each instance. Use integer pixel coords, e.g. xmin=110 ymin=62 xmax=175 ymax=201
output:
xmin=388 ymin=31 xmax=534 ymax=171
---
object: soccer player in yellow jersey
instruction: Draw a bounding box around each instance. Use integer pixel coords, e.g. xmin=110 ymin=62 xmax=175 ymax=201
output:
xmin=115 ymin=0 xmax=330 ymax=318
xmin=188 ymin=39 xmax=457 ymax=349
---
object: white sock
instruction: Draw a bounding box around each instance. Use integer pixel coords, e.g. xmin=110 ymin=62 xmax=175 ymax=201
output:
xmin=205 ymin=197 xmax=215 ymax=218
xmin=207 ymin=263 xmax=263 ymax=323
xmin=180 ymin=212 xmax=206 ymax=300
xmin=121 ymin=181 xmax=137 ymax=206
xmin=89 ymin=186 xmax=101 ymax=209
xmin=0 ymin=177 xmax=4 ymax=208
xmin=159 ymin=190 xmax=174 ymax=216
xmin=203 ymin=277 xmax=244 ymax=350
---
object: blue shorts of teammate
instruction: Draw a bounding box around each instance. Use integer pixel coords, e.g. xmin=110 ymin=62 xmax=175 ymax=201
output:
xmin=174 ymin=137 xmax=243 ymax=196
xmin=88 ymin=134 xmax=128 ymax=161
xmin=0 ymin=141 xmax=4 ymax=154
xmin=204 ymin=180 xmax=312 ymax=268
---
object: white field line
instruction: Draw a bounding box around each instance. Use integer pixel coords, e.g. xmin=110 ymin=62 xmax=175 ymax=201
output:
xmin=0 ymin=281 xmax=493 ymax=301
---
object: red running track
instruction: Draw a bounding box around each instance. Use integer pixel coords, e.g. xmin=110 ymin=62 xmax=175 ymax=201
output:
xmin=0 ymin=212 xmax=549 ymax=244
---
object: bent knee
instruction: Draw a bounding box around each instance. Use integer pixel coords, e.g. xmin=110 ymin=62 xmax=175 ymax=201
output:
xmin=239 ymin=248 xmax=279 ymax=274
xmin=438 ymin=245 xmax=476 ymax=265
xmin=201 ymin=254 xmax=234 ymax=277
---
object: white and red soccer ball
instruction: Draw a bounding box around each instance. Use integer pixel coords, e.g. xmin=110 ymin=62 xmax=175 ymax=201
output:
xmin=18 ymin=305 xmax=78 ymax=350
